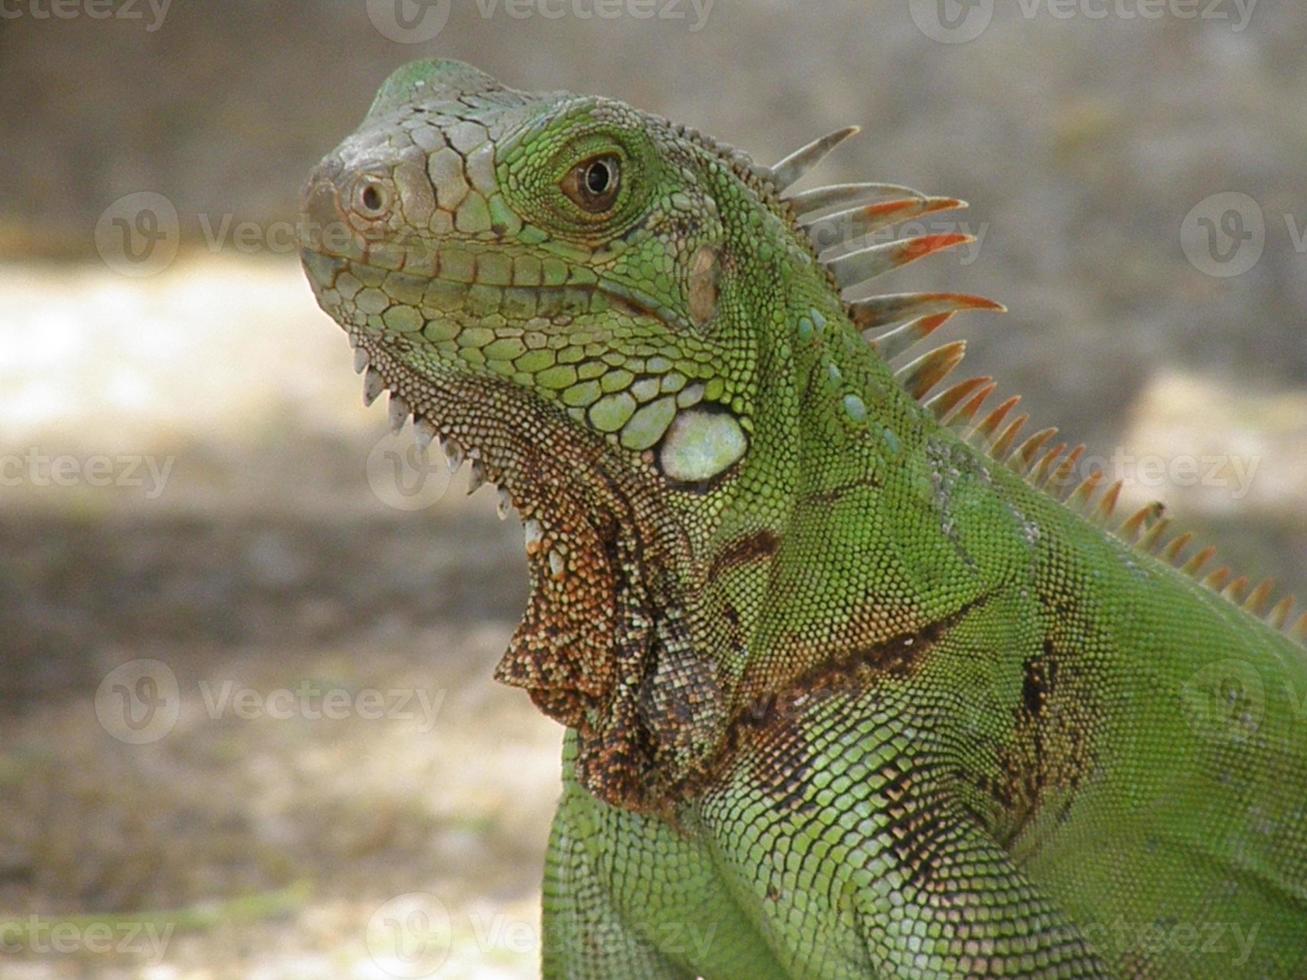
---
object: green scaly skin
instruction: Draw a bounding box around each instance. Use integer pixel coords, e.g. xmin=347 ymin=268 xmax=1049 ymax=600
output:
xmin=300 ymin=59 xmax=1307 ymax=978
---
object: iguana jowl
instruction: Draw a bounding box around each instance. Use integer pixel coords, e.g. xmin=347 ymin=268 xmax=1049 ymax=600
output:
xmin=300 ymin=59 xmax=1307 ymax=978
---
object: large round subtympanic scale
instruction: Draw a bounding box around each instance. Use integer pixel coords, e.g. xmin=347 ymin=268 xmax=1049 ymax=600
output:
xmin=657 ymin=408 xmax=748 ymax=483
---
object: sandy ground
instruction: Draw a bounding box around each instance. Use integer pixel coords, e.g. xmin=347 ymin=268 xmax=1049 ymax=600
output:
xmin=0 ymin=256 xmax=559 ymax=978
xmin=0 ymin=255 xmax=1302 ymax=978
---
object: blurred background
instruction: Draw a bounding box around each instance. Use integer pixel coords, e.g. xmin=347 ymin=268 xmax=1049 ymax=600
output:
xmin=1 ymin=1 xmax=1305 ymax=976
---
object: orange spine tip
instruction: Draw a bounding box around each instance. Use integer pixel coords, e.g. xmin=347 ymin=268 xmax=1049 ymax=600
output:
xmin=1047 ymin=445 xmax=1086 ymax=495
xmin=1138 ymin=517 xmax=1172 ymax=553
xmin=1243 ymin=578 xmax=1277 ymax=616
xmin=1163 ymin=531 xmax=1194 ymax=564
xmin=1203 ymin=566 xmax=1232 ymax=592
xmin=1011 ymin=427 xmax=1058 ymax=472
xmin=951 ymin=382 xmax=997 ymax=426
xmin=1290 ymin=611 xmax=1307 ymax=643
xmin=1031 ymin=442 xmax=1068 ymax=487
xmin=1268 ymin=595 xmax=1295 ymax=631
xmin=1222 ymin=576 xmax=1250 ymax=602
xmin=1119 ymin=501 xmax=1164 ymax=541
xmin=927 ymin=376 xmax=992 ymax=422
xmin=970 ymin=395 xmax=1021 ymax=444
xmin=1068 ymin=469 xmax=1105 ymax=509
xmin=898 ymin=340 xmax=967 ymax=400
xmin=1093 ymin=479 xmax=1124 ymax=523
xmin=990 ymin=413 xmax=1029 ymax=458
xmin=1181 ymin=545 xmax=1217 ymax=577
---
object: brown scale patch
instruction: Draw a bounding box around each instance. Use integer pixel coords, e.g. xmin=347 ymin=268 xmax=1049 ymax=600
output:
xmin=991 ymin=637 xmax=1097 ymax=850
xmin=877 ymin=761 xmax=966 ymax=895
xmin=700 ymin=600 xmax=983 ymax=809
xmin=705 ymin=528 xmax=780 ymax=581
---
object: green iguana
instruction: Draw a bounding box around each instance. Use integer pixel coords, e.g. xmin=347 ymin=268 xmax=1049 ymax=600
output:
xmin=299 ymin=59 xmax=1307 ymax=978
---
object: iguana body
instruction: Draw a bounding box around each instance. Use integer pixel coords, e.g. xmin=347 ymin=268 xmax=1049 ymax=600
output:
xmin=300 ymin=60 xmax=1307 ymax=977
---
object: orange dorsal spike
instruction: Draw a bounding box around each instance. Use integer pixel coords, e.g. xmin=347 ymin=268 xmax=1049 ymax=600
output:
xmin=928 ymin=376 xmax=992 ymax=423
xmin=1290 ymin=612 xmax=1307 ymax=644
xmin=1163 ymin=531 xmax=1194 ymax=564
xmin=1030 ymin=442 xmax=1068 ymax=487
xmin=970 ymin=395 xmax=1021 ymax=444
xmin=1068 ymin=469 xmax=1105 ymax=509
xmin=1222 ymin=576 xmax=1250 ymax=602
xmin=1010 ymin=427 xmax=1058 ymax=473
xmin=870 ymin=312 xmax=955 ymax=361
xmin=895 ymin=341 xmax=967 ymax=401
xmin=1119 ymin=501 xmax=1164 ymax=542
xmin=850 ymin=293 xmax=1004 ymax=332
xmin=1182 ymin=545 xmax=1217 ymax=578
xmin=1045 ymin=445 xmax=1086 ymax=494
xmin=990 ymin=414 xmax=1029 ymax=458
xmin=1268 ymin=596 xmax=1295 ymax=631
xmin=1244 ymin=578 xmax=1277 ymax=616
xmin=952 ymin=382 xmax=998 ymax=427
xmin=1138 ymin=517 xmax=1173 ymax=553
xmin=1093 ymin=479 xmax=1124 ymax=523
xmin=1203 ymin=566 xmax=1232 ymax=592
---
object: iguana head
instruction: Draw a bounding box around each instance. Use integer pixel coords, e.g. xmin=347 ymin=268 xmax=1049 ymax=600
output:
xmin=300 ymin=59 xmax=991 ymax=808
xmin=300 ymin=58 xmax=784 ymax=484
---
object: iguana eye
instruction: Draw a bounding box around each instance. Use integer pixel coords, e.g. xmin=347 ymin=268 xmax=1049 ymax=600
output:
xmin=353 ymin=178 xmax=390 ymax=217
xmin=562 ymin=154 xmax=621 ymax=213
